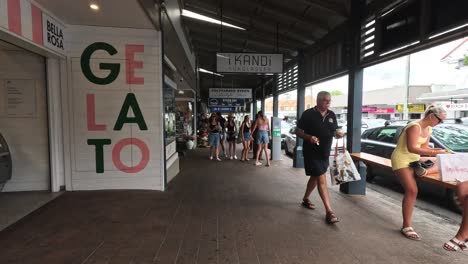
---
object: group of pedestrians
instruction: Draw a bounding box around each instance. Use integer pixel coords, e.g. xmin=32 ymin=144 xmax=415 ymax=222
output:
xmin=207 ymin=91 xmax=467 ymax=251
xmin=297 ymin=91 xmax=467 ymax=252
xmin=207 ymin=112 xmax=238 ymax=161
xmin=207 ymin=111 xmax=271 ymax=166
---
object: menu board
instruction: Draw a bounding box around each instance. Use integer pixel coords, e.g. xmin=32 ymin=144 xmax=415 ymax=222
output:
xmin=5 ymin=80 xmax=36 ymax=117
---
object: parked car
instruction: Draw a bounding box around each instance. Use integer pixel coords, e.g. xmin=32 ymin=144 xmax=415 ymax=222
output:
xmin=339 ymin=118 xmax=387 ymax=135
xmin=284 ymin=127 xmax=296 ymax=155
xmin=361 ymin=123 xmax=468 ymax=212
xmin=280 ymin=120 xmax=294 ymax=149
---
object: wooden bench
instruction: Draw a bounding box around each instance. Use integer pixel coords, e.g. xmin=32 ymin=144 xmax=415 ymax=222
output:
xmin=350 ymin=152 xmax=457 ymax=190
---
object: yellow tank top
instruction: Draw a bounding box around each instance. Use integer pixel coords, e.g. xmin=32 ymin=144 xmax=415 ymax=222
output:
xmin=391 ymin=122 xmax=431 ymax=171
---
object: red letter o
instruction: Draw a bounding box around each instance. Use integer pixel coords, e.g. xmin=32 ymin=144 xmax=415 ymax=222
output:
xmin=112 ymin=138 xmax=149 ymax=173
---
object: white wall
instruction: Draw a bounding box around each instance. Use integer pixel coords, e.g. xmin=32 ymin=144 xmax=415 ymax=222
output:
xmin=67 ymin=25 xmax=163 ymax=190
xmin=0 ymin=49 xmax=50 ymax=191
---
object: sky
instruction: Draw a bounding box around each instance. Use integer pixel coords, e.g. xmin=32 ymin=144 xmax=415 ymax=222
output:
xmin=305 ymin=36 xmax=468 ymax=97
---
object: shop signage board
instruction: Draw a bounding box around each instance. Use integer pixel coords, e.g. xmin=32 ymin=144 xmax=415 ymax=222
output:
xmin=210 ymin=107 xmax=235 ymax=113
xmin=209 ymin=88 xmax=252 ymax=99
xmin=444 ymin=103 xmax=468 ymax=111
xmin=396 ymin=104 xmax=425 ymax=113
xmin=208 ymin=98 xmax=245 ymax=107
xmin=362 ymin=106 xmax=377 ymax=112
xmin=216 ymin=53 xmax=283 ymax=73
xmin=42 ymin=13 xmax=66 ymax=55
xmin=0 ymin=0 xmax=66 ymax=56
xmin=369 ymin=108 xmax=395 ymax=114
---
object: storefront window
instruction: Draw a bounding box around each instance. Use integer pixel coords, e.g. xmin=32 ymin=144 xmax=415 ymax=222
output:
xmin=163 ymin=83 xmax=176 ymax=146
xmin=175 ymin=100 xmax=194 ymax=150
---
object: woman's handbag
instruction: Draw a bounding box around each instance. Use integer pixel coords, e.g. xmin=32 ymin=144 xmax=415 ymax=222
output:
xmin=329 ymin=137 xmax=361 ymax=185
xmin=236 ymin=134 xmax=243 ymax=144
xmin=409 ymin=160 xmax=434 ymax=169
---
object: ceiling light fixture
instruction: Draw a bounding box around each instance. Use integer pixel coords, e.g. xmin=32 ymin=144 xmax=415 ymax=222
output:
xmin=89 ymin=1 xmax=99 ymax=11
xmin=182 ymin=9 xmax=246 ymax=30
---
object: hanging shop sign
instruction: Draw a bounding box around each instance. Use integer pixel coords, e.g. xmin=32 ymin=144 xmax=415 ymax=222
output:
xmin=209 ymin=88 xmax=252 ymax=99
xmin=216 ymin=53 xmax=283 ymax=73
xmin=396 ymin=104 xmax=426 ymax=113
xmin=208 ymin=98 xmax=245 ymax=107
xmin=42 ymin=13 xmax=66 ymax=55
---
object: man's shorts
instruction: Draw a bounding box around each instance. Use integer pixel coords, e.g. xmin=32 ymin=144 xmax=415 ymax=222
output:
xmin=304 ymin=158 xmax=329 ymax=177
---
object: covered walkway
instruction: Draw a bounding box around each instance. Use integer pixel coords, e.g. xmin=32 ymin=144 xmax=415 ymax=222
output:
xmin=0 ymin=149 xmax=466 ymax=263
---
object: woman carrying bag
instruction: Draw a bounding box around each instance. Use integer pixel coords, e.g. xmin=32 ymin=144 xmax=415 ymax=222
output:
xmin=391 ymin=105 xmax=447 ymax=241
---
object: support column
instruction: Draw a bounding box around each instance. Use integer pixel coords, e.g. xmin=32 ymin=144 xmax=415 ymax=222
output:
xmin=273 ymin=76 xmax=279 ymax=117
xmin=294 ymin=51 xmax=305 ymax=168
xmin=252 ymin=86 xmax=257 ymax=117
xmin=261 ymin=82 xmax=265 ymax=113
xmin=340 ymin=0 xmax=366 ymax=195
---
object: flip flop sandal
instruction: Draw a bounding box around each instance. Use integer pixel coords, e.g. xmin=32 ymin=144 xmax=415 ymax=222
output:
xmin=443 ymin=238 xmax=467 ymax=251
xmin=400 ymin=227 xmax=421 ymax=241
xmin=326 ymin=212 xmax=339 ymax=224
xmin=301 ymin=199 xmax=315 ymax=210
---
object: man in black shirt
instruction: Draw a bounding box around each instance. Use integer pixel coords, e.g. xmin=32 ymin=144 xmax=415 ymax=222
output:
xmin=296 ymin=91 xmax=344 ymax=224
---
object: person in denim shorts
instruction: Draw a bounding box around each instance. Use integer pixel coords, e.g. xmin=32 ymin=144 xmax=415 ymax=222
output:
xmin=252 ymin=111 xmax=270 ymax=167
xmin=240 ymin=115 xmax=251 ymax=161
xmin=208 ymin=113 xmax=222 ymax=161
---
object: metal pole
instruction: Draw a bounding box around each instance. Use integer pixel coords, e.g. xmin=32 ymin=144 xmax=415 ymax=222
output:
xmin=403 ymin=55 xmax=410 ymax=120
xmin=294 ymin=51 xmax=305 ymax=168
xmin=340 ymin=0 xmax=366 ymax=195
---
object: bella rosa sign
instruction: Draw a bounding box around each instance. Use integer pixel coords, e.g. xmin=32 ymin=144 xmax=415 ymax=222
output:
xmin=81 ymin=42 xmax=149 ymax=174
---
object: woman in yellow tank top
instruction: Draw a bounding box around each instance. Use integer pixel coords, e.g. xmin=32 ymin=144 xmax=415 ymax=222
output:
xmin=391 ymin=105 xmax=447 ymax=241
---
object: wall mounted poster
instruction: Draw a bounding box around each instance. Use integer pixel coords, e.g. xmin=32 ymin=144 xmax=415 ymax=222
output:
xmin=5 ymin=80 xmax=36 ymax=117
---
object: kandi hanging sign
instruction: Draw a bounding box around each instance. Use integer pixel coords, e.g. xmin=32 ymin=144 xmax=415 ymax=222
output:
xmin=216 ymin=53 xmax=283 ymax=73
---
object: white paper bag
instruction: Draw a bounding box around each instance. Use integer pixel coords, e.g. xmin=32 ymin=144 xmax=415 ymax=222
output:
xmin=328 ymin=139 xmax=361 ymax=185
xmin=437 ymin=153 xmax=468 ymax=182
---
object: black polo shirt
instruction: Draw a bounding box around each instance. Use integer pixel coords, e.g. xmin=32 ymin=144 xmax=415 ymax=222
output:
xmin=297 ymin=107 xmax=338 ymax=159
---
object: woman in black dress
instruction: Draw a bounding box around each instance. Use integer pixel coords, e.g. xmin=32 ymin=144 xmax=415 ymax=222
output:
xmin=225 ymin=113 xmax=238 ymax=160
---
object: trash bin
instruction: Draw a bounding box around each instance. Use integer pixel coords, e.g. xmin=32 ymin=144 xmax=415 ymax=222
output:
xmin=0 ymin=133 xmax=12 ymax=191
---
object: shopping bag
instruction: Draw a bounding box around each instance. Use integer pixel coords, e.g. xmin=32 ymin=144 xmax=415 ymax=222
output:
xmin=236 ymin=135 xmax=242 ymax=144
xmin=437 ymin=153 xmax=468 ymax=182
xmin=328 ymin=138 xmax=361 ymax=185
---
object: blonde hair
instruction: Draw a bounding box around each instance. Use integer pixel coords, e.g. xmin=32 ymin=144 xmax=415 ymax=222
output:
xmin=424 ymin=105 xmax=446 ymax=117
